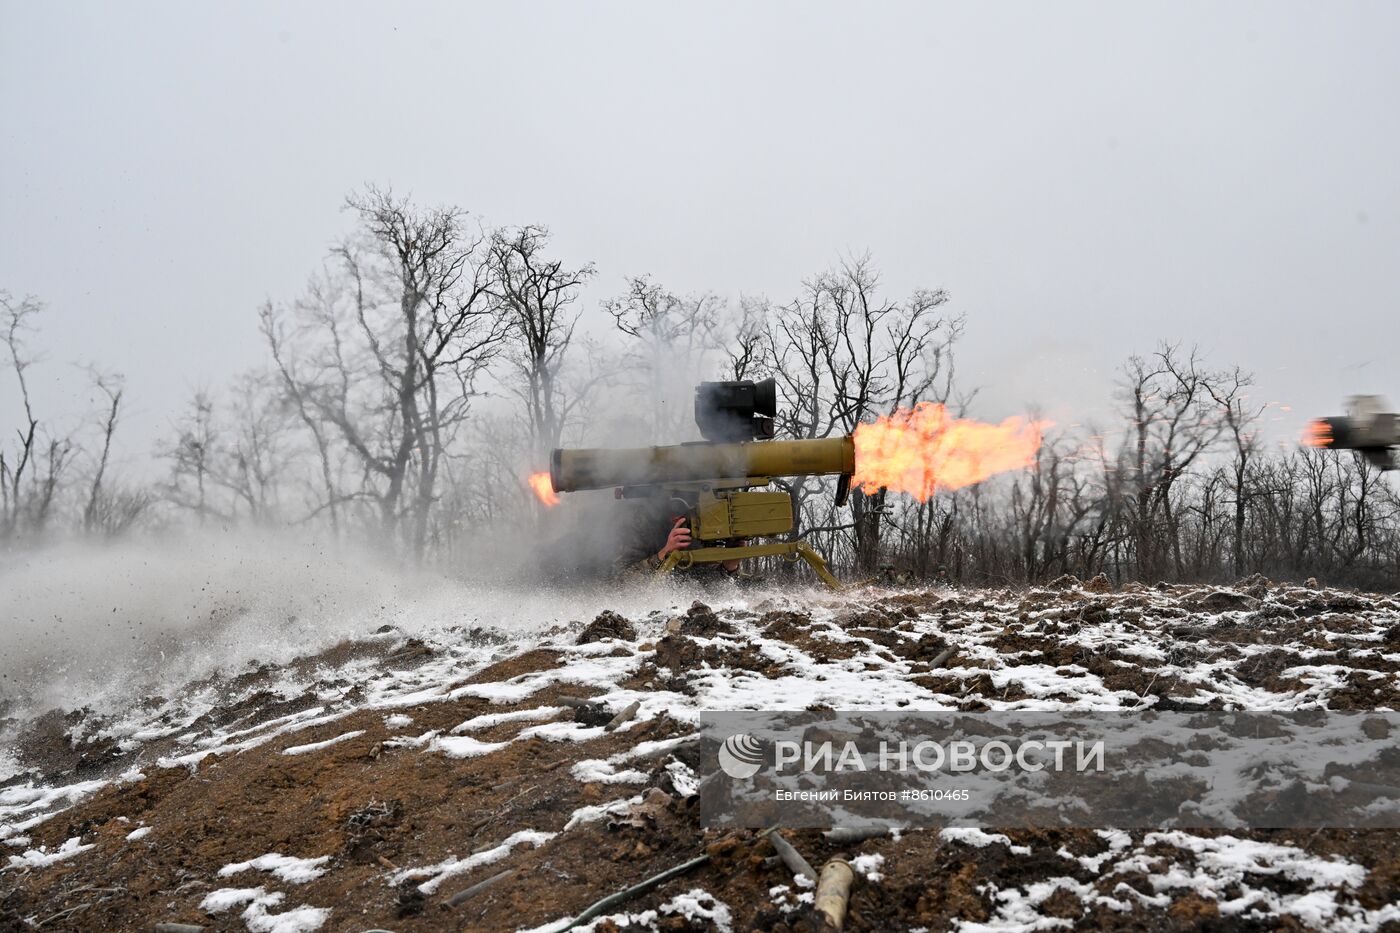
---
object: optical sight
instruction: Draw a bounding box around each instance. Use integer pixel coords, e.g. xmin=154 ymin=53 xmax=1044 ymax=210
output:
xmin=694 ymin=377 xmax=777 ymax=442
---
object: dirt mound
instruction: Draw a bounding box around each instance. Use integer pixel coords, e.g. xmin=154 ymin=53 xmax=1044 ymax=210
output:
xmin=577 ymin=610 xmax=637 ymax=645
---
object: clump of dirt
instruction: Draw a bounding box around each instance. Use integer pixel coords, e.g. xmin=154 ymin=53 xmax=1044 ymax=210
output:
xmin=577 ymin=610 xmax=637 ymax=644
xmin=679 ymin=601 xmax=736 ymax=637
xmin=760 ymin=610 xmax=864 ymax=663
xmin=1231 ymin=648 xmax=1309 ymax=692
xmin=1085 ymin=573 xmax=1113 ymax=593
xmin=644 ymin=633 xmax=778 ymax=695
xmin=466 ymin=647 xmax=564 ymax=683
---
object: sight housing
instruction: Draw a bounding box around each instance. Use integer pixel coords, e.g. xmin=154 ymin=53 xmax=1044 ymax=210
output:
xmin=694 ymin=377 xmax=777 ymax=442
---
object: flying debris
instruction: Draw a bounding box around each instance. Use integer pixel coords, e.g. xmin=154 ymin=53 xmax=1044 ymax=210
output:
xmin=1305 ymin=395 xmax=1399 ymax=470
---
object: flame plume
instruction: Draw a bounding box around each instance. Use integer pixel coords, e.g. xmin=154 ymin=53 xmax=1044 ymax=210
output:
xmin=1302 ymin=420 xmax=1334 ymax=448
xmin=528 ymin=471 xmax=560 ymax=506
xmin=852 ymin=402 xmax=1048 ymax=501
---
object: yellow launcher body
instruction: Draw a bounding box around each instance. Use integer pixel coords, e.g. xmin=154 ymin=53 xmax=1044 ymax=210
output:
xmin=549 ymin=436 xmax=853 ymax=589
xmin=549 ymin=436 xmax=854 ymax=492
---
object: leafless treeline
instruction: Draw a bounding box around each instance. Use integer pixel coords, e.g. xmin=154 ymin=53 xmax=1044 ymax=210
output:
xmin=3 ymin=188 xmax=1397 ymax=588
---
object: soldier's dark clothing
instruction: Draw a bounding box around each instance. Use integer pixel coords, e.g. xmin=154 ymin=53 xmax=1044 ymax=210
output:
xmin=609 ymin=499 xmax=745 ymax=583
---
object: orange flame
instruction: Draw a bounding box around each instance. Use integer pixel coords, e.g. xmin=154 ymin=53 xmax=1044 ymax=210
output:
xmin=1302 ymin=420 xmax=1334 ymax=448
xmin=852 ymin=403 xmax=1049 ymax=501
xmin=528 ymin=471 xmax=560 ymax=506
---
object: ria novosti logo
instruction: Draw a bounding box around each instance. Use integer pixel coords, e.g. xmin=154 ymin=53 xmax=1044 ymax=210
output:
xmin=717 ymin=733 xmax=765 ymax=779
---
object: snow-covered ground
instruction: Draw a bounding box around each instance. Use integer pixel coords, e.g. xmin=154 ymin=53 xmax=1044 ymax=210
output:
xmin=3 ymin=578 xmax=1398 ymax=931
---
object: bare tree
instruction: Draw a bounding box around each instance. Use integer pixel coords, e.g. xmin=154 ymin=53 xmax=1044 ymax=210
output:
xmin=1206 ymin=366 xmax=1265 ymax=575
xmin=162 ymin=391 xmax=223 ymax=523
xmin=1 ymin=292 xmax=75 ymax=541
xmin=1116 ymin=343 xmax=1226 ymax=578
xmin=489 ymin=225 xmax=599 ymax=459
xmin=82 ymin=367 xmax=125 ymax=534
xmin=761 ymin=255 xmax=962 ymax=576
xmin=1 ymin=292 xmax=42 ymax=540
xmin=264 ymin=186 xmax=506 ymax=556
xmin=728 ymin=297 xmax=767 ymax=380
xmin=605 ymin=275 xmax=725 ymax=441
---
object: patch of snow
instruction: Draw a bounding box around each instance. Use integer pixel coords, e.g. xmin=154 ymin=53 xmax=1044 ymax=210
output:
xmin=564 ymin=795 xmax=644 ymax=830
xmin=665 ymin=760 xmax=700 ymax=797
xmin=125 ymin=826 xmax=152 ymax=841
xmin=975 ymin=829 xmax=1386 ymax=931
xmin=282 ymin=730 xmax=365 ymax=756
xmin=429 ymin=734 xmax=509 ymax=758
xmin=449 ymin=653 xmax=643 ymax=705
xmin=218 ymin=852 xmax=331 ymax=884
xmin=656 ymin=889 xmax=733 ymax=931
xmin=452 ymin=706 xmax=563 ymax=733
xmin=392 ymin=829 xmax=555 ymax=895
xmin=201 ymin=886 xmax=267 ymax=911
xmin=939 ymin=827 xmax=1032 ymax=856
xmin=520 ymin=887 xmax=732 ymax=933
xmin=201 ymin=886 xmax=331 ymax=933
xmin=161 ymin=709 xmax=347 ymax=769
xmin=6 ymin=835 xmax=94 ymax=868
xmin=1 ymin=778 xmax=109 ymax=841
xmin=383 ymin=729 xmax=440 ymax=749
xmin=850 ymin=852 xmax=885 ymax=882
xmin=519 ymin=721 xmax=608 ymax=743
xmin=570 ymin=759 xmax=648 ymax=784
xmin=245 ymin=901 xmax=331 ymax=933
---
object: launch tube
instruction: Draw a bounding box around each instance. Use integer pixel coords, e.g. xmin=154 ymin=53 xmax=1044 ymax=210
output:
xmin=550 ymin=436 xmax=855 ymax=492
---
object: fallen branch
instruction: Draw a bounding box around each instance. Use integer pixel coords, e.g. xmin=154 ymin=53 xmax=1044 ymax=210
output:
xmin=446 ymin=868 xmax=515 ymax=908
xmin=558 ymin=828 xmax=776 ymax=931
xmin=958 ymin=675 xmax=986 ymax=698
xmin=559 ymin=851 xmax=708 ymax=931
xmin=36 ymin=904 xmax=90 ymax=929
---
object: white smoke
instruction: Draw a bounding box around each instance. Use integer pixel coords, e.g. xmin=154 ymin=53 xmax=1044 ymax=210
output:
xmin=0 ymin=529 xmax=692 ymax=719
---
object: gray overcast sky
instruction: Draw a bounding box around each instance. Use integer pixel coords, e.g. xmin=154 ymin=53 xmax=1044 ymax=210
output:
xmin=3 ymin=1 xmax=1398 ymax=468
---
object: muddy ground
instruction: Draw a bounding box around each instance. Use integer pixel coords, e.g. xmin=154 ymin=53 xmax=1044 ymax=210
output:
xmin=2 ymin=579 xmax=1399 ymax=932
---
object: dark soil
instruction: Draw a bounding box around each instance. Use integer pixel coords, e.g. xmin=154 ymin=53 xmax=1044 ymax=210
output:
xmin=3 ymin=584 xmax=1398 ymax=932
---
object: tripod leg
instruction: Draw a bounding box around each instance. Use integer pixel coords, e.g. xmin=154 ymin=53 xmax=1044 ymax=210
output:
xmin=795 ymin=542 xmax=842 ymax=590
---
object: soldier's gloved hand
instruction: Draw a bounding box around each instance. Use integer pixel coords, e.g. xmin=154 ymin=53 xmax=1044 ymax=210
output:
xmin=658 ymin=517 xmax=691 ymax=560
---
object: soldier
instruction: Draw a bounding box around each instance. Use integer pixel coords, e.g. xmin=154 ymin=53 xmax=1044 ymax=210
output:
xmin=613 ymin=510 xmax=742 ymax=581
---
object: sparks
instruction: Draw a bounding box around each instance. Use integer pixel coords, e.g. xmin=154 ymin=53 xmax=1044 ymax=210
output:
xmin=852 ymin=402 xmax=1049 ymax=501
